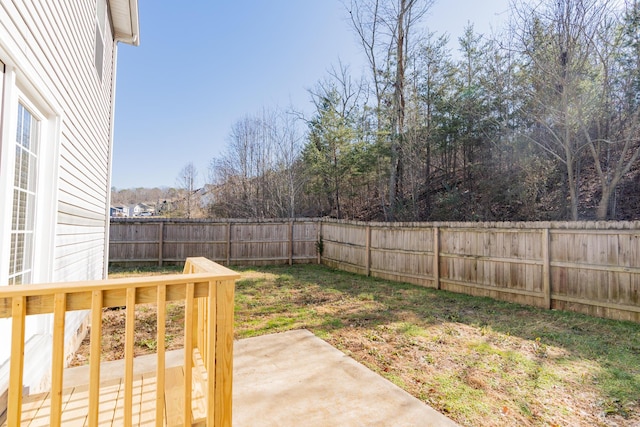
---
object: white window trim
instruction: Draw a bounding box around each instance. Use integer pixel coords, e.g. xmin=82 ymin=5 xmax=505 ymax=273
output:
xmin=0 ymin=66 xmax=62 ymax=372
xmin=0 ymin=66 xmax=61 ymax=287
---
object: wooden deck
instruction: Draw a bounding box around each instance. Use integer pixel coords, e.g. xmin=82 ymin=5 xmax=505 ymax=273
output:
xmin=0 ymin=258 xmax=239 ymax=427
xmin=4 ymin=351 xmax=208 ymax=427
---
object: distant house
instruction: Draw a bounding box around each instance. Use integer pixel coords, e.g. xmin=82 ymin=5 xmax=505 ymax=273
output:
xmin=110 ymin=205 xmax=129 ymax=217
xmin=130 ymin=202 xmax=155 ymax=216
xmin=0 ymin=0 xmax=139 ymax=415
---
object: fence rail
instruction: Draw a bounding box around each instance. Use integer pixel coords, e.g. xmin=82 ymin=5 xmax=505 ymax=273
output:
xmin=109 ymin=218 xmax=640 ymax=323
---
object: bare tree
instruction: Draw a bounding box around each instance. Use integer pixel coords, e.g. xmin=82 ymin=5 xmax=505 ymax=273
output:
xmin=269 ymin=110 xmax=306 ymax=218
xmin=176 ymin=162 xmax=199 ymax=218
xmin=208 ymin=108 xmax=308 ymax=218
xmin=212 ymin=113 xmax=271 ymax=217
xmin=580 ymin=1 xmax=640 ymax=219
xmin=513 ymin=0 xmax=610 ymax=219
xmin=512 ymin=0 xmax=639 ymax=219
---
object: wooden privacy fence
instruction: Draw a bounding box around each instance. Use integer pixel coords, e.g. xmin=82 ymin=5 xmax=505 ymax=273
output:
xmin=320 ymin=219 xmax=640 ymax=323
xmin=0 ymin=257 xmax=239 ymax=426
xmin=109 ymin=219 xmax=319 ymax=266
xmin=109 ymin=218 xmax=640 ymax=323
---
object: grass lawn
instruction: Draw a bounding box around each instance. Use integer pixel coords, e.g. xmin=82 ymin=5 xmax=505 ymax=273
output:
xmin=109 ymin=264 xmax=640 ymax=427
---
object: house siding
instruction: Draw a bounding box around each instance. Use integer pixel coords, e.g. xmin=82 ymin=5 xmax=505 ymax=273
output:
xmin=6 ymin=0 xmax=113 ymax=279
xmin=0 ymin=0 xmax=123 ymax=399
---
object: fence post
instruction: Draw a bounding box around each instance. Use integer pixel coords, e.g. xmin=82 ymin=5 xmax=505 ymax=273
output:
xmin=365 ymin=224 xmax=371 ymax=276
xmin=226 ymin=222 xmax=232 ymax=266
xmin=433 ymin=227 xmax=440 ymax=289
xmin=542 ymin=228 xmax=551 ymax=309
xmin=289 ymin=220 xmax=294 ymax=265
xmin=158 ymin=221 xmax=164 ymax=267
xmin=317 ymin=220 xmax=322 ymax=265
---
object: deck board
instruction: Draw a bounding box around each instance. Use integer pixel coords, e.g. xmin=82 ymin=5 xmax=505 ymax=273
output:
xmin=20 ymin=391 xmax=50 ymax=426
xmin=97 ymin=378 xmax=122 ymax=426
xmin=164 ymin=366 xmax=185 ymax=426
xmin=60 ymin=384 xmax=89 ymax=426
xmin=2 ymin=360 xmax=205 ymax=427
xmin=139 ymin=372 xmax=158 ymax=426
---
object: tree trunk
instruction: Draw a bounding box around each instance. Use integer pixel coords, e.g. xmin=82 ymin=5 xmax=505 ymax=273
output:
xmin=596 ymin=186 xmax=612 ymax=220
xmin=565 ymin=146 xmax=579 ymax=221
xmin=389 ymin=0 xmax=408 ymax=221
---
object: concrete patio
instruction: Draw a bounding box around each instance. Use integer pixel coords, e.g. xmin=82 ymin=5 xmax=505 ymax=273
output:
xmin=56 ymin=329 xmax=458 ymax=426
xmin=233 ymin=329 xmax=458 ymax=427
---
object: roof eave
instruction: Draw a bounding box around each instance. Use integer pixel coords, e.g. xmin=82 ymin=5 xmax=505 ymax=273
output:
xmin=110 ymin=0 xmax=140 ymax=46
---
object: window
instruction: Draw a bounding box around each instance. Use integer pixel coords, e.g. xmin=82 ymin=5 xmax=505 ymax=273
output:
xmin=95 ymin=0 xmax=106 ymax=80
xmin=0 ymin=64 xmax=58 ymax=288
xmin=8 ymin=103 xmax=39 ymax=285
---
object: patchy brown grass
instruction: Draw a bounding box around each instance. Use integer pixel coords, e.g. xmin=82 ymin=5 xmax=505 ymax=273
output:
xmin=74 ymin=264 xmax=640 ymax=427
xmin=234 ymin=265 xmax=640 ymax=427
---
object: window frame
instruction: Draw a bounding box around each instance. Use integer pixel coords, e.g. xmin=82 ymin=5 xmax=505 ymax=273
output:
xmin=0 ymin=65 xmax=61 ymax=288
xmin=8 ymin=101 xmax=40 ymax=285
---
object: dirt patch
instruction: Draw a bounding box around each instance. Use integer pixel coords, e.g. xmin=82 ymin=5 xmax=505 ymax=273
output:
xmin=69 ymin=302 xmax=186 ymax=367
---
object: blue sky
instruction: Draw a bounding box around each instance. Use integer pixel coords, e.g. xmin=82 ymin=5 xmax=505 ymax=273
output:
xmin=111 ymin=0 xmax=510 ymax=190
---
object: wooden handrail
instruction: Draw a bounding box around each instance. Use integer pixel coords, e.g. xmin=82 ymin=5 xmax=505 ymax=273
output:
xmin=0 ymin=272 xmax=238 ymax=318
xmin=0 ymin=257 xmax=239 ymax=427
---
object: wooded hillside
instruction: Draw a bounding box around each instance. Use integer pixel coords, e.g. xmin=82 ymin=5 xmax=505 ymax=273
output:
xmin=122 ymin=0 xmax=640 ymax=222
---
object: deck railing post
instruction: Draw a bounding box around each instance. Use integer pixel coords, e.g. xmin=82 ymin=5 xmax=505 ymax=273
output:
xmin=214 ymin=279 xmax=235 ymax=427
xmin=88 ymin=290 xmax=103 ymax=425
xmin=8 ymin=296 xmax=26 ymax=426
xmin=183 ymin=283 xmax=195 ymax=426
xmin=50 ymin=293 xmax=67 ymax=426
xmin=156 ymin=285 xmax=167 ymax=425
xmin=124 ymin=288 xmax=136 ymax=426
xmin=206 ymin=280 xmax=217 ymax=425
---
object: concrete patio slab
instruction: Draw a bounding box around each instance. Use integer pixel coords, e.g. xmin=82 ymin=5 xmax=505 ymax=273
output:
xmin=233 ymin=329 xmax=458 ymax=427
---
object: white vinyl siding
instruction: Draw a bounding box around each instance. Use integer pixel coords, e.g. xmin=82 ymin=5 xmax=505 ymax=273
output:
xmin=0 ymin=0 xmax=115 ymax=282
xmin=0 ymin=0 xmax=120 ymax=397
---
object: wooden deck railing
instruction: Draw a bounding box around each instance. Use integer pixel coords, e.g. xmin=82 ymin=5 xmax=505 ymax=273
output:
xmin=0 ymin=257 xmax=239 ymax=427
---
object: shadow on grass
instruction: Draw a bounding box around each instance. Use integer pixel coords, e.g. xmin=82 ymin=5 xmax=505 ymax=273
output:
xmin=234 ymin=263 xmax=640 ymax=415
